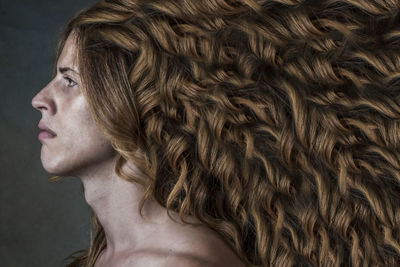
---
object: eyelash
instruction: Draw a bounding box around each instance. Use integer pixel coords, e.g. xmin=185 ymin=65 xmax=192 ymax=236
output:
xmin=64 ymin=76 xmax=77 ymax=87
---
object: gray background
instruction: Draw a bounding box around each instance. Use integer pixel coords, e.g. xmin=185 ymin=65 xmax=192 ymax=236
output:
xmin=0 ymin=0 xmax=99 ymax=266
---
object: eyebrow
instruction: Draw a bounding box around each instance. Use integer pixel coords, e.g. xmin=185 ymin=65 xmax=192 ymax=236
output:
xmin=59 ymin=67 xmax=80 ymax=75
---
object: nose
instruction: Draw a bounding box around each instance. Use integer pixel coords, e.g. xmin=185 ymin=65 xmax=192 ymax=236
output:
xmin=31 ymin=82 xmax=56 ymax=114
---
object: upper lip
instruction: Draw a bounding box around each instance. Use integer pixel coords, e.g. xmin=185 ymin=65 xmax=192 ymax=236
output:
xmin=38 ymin=121 xmax=57 ymax=136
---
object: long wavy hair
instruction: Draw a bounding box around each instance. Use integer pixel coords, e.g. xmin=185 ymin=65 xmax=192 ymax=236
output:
xmin=47 ymin=0 xmax=400 ymax=266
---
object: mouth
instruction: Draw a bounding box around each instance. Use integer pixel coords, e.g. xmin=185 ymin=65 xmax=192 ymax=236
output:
xmin=38 ymin=130 xmax=57 ymax=141
xmin=38 ymin=121 xmax=57 ymax=141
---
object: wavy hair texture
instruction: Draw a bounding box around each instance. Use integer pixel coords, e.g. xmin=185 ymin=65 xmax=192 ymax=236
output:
xmin=47 ymin=0 xmax=400 ymax=266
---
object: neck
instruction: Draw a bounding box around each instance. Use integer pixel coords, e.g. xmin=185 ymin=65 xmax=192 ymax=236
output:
xmin=78 ymin=156 xmax=170 ymax=256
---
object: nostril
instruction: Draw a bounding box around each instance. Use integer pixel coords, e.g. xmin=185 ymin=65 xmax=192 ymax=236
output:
xmin=32 ymin=95 xmax=47 ymax=111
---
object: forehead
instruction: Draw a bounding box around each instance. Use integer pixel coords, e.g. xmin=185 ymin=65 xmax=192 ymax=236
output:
xmin=57 ymin=32 xmax=78 ymax=68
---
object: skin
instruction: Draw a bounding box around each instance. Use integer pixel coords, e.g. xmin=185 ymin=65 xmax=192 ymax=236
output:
xmin=31 ymin=32 xmax=246 ymax=267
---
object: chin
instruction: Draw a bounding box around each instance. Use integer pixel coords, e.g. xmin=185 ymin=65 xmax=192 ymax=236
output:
xmin=40 ymin=154 xmax=76 ymax=177
xmin=41 ymin=162 xmax=74 ymax=177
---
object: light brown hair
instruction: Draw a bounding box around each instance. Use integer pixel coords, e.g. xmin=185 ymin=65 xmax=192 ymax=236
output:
xmin=48 ymin=0 xmax=400 ymax=266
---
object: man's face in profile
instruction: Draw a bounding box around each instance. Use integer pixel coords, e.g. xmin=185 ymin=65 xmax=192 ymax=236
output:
xmin=31 ymin=31 xmax=117 ymax=178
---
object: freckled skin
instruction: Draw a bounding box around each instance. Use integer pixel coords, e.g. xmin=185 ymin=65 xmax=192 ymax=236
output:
xmin=31 ymin=32 xmax=246 ymax=267
xmin=32 ymin=32 xmax=117 ymax=177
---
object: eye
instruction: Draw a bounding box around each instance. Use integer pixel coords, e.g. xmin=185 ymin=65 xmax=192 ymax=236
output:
xmin=64 ymin=76 xmax=78 ymax=87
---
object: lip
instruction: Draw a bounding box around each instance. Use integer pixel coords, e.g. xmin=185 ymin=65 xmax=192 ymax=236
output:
xmin=38 ymin=121 xmax=57 ymax=141
xmin=38 ymin=131 xmax=56 ymax=141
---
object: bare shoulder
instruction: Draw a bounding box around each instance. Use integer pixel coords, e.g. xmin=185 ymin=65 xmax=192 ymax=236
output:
xmin=123 ymin=249 xmax=242 ymax=267
xmin=121 ymin=215 xmax=246 ymax=267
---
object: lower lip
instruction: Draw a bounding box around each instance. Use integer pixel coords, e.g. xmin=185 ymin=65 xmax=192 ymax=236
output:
xmin=38 ymin=131 xmax=56 ymax=141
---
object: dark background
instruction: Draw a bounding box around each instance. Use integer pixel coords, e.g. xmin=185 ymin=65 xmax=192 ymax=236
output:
xmin=0 ymin=0 xmax=99 ymax=266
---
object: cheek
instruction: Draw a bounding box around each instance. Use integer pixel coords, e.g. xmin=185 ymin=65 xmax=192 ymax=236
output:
xmin=40 ymin=103 xmax=116 ymax=176
xmin=66 ymin=97 xmax=112 ymax=150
